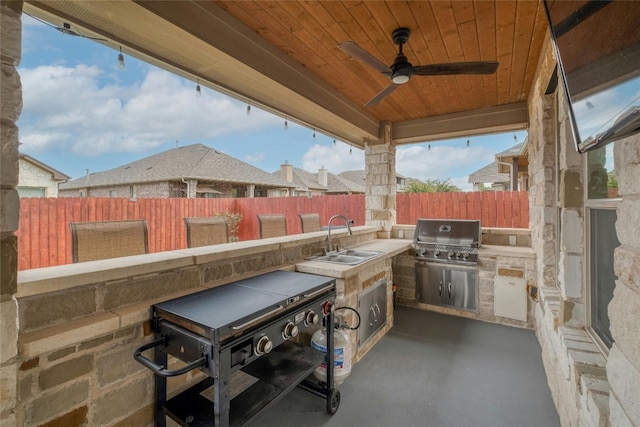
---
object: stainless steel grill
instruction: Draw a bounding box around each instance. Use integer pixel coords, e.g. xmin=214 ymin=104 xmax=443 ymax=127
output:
xmin=413 ymin=219 xmax=481 ymax=266
xmin=414 ymin=219 xmax=481 ymax=311
xmin=134 ymin=270 xmax=340 ymax=427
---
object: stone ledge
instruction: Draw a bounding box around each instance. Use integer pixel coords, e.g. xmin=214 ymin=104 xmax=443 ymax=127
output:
xmin=480 ymin=245 xmax=536 ymax=258
xmin=16 ymin=227 xmax=382 ymax=300
xmin=579 ymin=375 xmax=610 ymax=427
xmin=17 ymin=251 xmax=195 ymax=298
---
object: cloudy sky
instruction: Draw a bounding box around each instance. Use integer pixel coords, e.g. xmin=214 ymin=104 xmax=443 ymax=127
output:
xmin=18 ymin=13 xmax=528 ymax=190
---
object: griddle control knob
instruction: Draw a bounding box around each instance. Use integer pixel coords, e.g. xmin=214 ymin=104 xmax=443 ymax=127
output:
xmin=305 ymin=310 xmax=319 ymax=326
xmin=282 ymin=321 xmax=299 ymax=339
xmin=255 ymin=335 xmax=273 ymax=356
xmin=322 ymin=301 xmax=334 ymax=315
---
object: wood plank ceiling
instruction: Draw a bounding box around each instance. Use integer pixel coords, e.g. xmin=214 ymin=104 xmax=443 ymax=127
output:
xmin=23 ymin=1 xmax=549 ymax=148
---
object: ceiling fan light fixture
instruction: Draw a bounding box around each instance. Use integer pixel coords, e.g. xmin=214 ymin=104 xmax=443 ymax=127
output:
xmin=392 ymin=74 xmax=410 ymax=84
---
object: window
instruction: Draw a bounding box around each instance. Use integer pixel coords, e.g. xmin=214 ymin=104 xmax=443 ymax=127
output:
xmin=109 ymin=190 xmax=117 ymax=197
xmin=588 ymin=208 xmax=618 ymax=349
xmin=586 ymin=143 xmax=620 ymax=351
xmin=587 ymin=145 xmax=617 ymax=199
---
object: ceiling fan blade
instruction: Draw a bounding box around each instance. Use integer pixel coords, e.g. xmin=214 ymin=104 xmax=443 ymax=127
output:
xmin=338 ymin=41 xmax=391 ymax=74
xmin=413 ymin=61 xmax=499 ymax=76
xmin=363 ymin=83 xmax=399 ymax=108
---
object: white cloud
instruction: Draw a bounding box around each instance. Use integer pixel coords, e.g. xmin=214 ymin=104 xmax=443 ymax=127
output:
xmin=18 ymin=65 xmax=280 ymax=157
xmin=302 ymin=143 xmax=364 ymax=173
xmin=396 ymin=144 xmax=494 ymax=183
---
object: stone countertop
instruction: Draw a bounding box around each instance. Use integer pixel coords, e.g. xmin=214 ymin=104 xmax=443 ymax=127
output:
xmin=479 ymin=244 xmax=535 ymax=258
xmin=295 ymin=239 xmax=412 ymax=278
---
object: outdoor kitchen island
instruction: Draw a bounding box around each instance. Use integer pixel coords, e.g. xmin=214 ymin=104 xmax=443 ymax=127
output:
xmin=295 ymin=238 xmax=412 ymax=365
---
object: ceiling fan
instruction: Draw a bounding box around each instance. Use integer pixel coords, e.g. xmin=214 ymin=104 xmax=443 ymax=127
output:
xmin=338 ymin=27 xmax=499 ymax=108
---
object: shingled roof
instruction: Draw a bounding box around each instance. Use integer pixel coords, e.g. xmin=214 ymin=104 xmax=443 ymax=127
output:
xmin=468 ymin=162 xmax=510 ymax=185
xmin=272 ymin=166 xmax=364 ymax=194
xmin=61 ymin=143 xmax=296 ymax=190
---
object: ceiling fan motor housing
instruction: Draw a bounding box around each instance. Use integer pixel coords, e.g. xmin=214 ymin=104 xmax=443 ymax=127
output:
xmin=391 ymin=28 xmax=412 ymax=84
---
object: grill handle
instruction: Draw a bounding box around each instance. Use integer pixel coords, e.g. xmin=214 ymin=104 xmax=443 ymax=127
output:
xmin=231 ymin=305 xmax=284 ymax=330
xmin=134 ymin=338 xmax=207 ymax=377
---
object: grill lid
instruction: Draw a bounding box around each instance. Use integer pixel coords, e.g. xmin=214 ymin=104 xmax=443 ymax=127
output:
xmin=153 ymin=270 xmax=335 ymax=334
xmin=413 ymin=219 xmax=481 ymax=247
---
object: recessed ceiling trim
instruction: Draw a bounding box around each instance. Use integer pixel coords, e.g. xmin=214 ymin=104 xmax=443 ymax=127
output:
xmin=393 ymin=102 xmax=529 ymax=144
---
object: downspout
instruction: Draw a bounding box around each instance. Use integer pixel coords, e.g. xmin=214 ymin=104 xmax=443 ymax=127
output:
xmin=181 ymin=177 xmax=194 ymax=198
xmin=496 ymin=160 xmax=517 ymax=191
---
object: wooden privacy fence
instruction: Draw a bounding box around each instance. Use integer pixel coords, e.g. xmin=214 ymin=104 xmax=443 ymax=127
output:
xmin=396 ymin=191 xmax=529 ymax=228
xmin=17 ymin=191 xmax=528 ymax=270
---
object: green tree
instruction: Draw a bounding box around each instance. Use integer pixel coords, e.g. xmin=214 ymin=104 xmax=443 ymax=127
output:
xmin=404 ymin=178 xmax=461 ymax=193
xmin=607 ymin=171 xmax=618 ymax=189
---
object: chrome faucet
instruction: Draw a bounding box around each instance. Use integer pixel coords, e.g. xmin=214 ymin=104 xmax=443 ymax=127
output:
xmin=327 ymin=214 xmax=352 ymax=253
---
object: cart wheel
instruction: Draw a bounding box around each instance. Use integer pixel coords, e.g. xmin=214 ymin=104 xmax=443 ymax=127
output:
xmin=326 ymin=389 xmax=340 ymax=415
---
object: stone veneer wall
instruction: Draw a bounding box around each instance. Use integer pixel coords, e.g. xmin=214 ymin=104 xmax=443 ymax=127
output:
xmin=12 ymin=229 xmax=377 ymax=426
xmin=608 ymin=134 xmax=640 ymax=426
xmin=530 ymin=37 xmax=640 ymax=426
xmin=365 ymin=141 xmax=396 ymax=236
xmin=1 ymin=2 xmax=22 ymax=426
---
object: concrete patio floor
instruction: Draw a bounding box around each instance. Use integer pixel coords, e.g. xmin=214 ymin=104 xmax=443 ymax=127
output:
xmin=251 ymin=306 xmax=561 ymax=427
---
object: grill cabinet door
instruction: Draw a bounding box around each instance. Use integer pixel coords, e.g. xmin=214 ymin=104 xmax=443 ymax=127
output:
xmin=358 ymin=279 xmax=388 ymax=348
xmin=446 ymin=268 xmax=477 ymax=310
xmin=416 ymin=264 xmax=445 ymax=305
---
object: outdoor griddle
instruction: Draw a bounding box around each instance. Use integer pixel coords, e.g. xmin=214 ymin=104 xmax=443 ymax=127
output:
xmin=134 ymin=270 xmax=339 ymax=426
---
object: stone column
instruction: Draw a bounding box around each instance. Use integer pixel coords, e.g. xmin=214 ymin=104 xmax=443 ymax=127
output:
xmin=365 ymin=121 xmax=396 ymax=237
xmin=556 ymin=85 xmax=586 ymax=326
xmin=608 ymin=133 xmax=640 ymax=426
xmin=1 ymin=2 xmax=23 ymax=426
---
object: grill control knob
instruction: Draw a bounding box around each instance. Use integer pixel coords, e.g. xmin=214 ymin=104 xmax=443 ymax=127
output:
xmin=282 ymin=321 xmax=299 ymax=339
xmin=448 ymin=251 xmax=455 ymax=258
xmin=255 ymin=336 xmax=273 ymax=355
xmin=305 ymin=310 xmax=319 ymax=326
xmin=463 ymin=253 xmax=470 ymax=259
xmin=434 ymin=249 xmax=440 ymax=256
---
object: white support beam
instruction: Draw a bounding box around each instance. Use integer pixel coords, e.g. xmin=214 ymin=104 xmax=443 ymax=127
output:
xmin=392 ymin=102 xmax=529 ymax=145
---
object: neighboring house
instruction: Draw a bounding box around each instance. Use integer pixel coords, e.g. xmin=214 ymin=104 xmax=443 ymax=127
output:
xmin=495 ymin=140 xmax=529 ymax=191
xmin=339 ymin=170 xmax=407 ymax=192
xmin=275 ymin=163 xmax=365 ymax=195
xmin=468 ymin=140 xmax=530 ymax=191
xmin=59 ymin=143 xmax=297 ymax=198
xmin=18 ymin=153 xmax=70 ymax=197
xmin=468 ymin=162 xmax=510 ymax=191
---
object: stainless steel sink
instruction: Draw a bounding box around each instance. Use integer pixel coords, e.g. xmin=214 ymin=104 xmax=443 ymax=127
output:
xmin=307 ymin=249 xmax=382 ymax=265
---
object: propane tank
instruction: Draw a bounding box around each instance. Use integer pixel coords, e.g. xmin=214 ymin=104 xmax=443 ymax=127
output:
xmin=310 ymin=326 xmax=351 ymax=385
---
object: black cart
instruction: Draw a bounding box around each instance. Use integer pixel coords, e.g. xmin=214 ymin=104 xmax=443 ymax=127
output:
xmin=134 ymin=270 xmax=340 ymax=426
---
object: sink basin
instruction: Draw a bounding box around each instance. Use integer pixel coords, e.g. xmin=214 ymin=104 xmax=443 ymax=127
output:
xmin=307 ymin=249 xmax=382 ymax=265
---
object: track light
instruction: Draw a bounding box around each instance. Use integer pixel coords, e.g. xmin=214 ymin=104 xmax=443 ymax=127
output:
xmin=586 ymin=99 xmax=594 ymax=109
xmin=246 ymin=102 xmax=251 ymax=116
xmin=466 ymin=139 xmax=470 ymax=147
xmin=117 ymin=46 xmax=125 ymax=69
xmin=513 ymin=132 xmax=517 ymax=142
xmin=333 ymin=139 xmax=336 ymax=145
xmin=428 ymin=144 xmax=431 ymax=151
xmin=313 ymin=128 xmax=316 ymax=140
xmin=196 ymin=79 xmax=201 ymax=97
xmin=349 ymin=145 xmax=353 ymax=155
xmin=284 ymin=118 xmax=288 ymax=130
